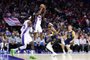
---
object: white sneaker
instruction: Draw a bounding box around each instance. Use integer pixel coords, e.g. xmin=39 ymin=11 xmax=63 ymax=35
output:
xmin=52 ymin=53 xmax=57 ymax=57
xmin=17 ymin=50 xmax=20 ymax=54
xmin=63 ymin=51 xmax=66 ymax=54
xmin=24 ymin=50 xmax=26 ymax=53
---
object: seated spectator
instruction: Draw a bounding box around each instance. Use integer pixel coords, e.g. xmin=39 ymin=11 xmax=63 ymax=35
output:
xmin=73 ymin=33 xmax=80 ymax=52
xmin=5 ymin=27 xmax=11 ymax=36
xmin=79 ymin=34 xmax=88 ymax=52
xmin=0 ymin=32 xmax=8 ymax=52
xmin=14 ymin=32 xmax=22 ymax=48
xmin=8 ymin=32 xmax=17 ymax=51
xmin=14 ymin=32 xmax=21 ymax=43
xmin=87 ymin=34 xmax=90 ymax=51
xmin=34 ymin=35 xmax=46 ymax=53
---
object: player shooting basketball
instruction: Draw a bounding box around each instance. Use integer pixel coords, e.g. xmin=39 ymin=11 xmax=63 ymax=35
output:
xmin=33 ymin=4 xmax=46 ymax=41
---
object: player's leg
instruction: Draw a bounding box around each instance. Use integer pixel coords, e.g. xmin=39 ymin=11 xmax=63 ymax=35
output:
xmin=57 ymin=38 xmax=66 ymax=54
xmin=10 ymin=43 xmax=27 ymax=54
xmin=61 ymin=40 xmax=66 ymax=53
xmin=33 ymin=25 xmax=38 ymax=41
xmin=10 ymin=34 xmax=28 ymax=55
xmin=45 ymin=35 xmax=57 ymax=56
xmin=46 ymin=42 xmax=57 ymax=55
xmin=66 ymin=44 xmax=72 ymax=53
xmin=60 ymin=44 xmax=66 ymax=54
xmin=38 ymin=26 xmax=43 ymax=40
xmin=65 ymin=40 xmax=72 ymax=53
xmin=10 ymin=44 xmax=27 ymax=56
xmin=30 ymin=41 xmax=35 ymax=55
xmin=0 ymin=42 xmax=4 ymax=51
xmin=29 ymin=41 xmax=37 ymax=59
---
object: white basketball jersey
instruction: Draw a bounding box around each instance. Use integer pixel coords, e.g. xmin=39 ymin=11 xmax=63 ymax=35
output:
xmin=20 ymin=20 xmax=33 ymax=45
xmin=36 ymin=15 xmax=42 ymax=25
xmin=21 ymin=20 xmax=29 ymax=33
xmin=21 ymin=20 xmax=33 ymax=35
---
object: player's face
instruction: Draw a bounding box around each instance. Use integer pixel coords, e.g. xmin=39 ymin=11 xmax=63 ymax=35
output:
xmin=68 ymin=25 xmax=72 ymax=31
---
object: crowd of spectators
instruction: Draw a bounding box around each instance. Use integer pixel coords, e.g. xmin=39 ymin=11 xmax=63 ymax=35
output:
xmin=0 ymin=0 xmax=90 ymax=53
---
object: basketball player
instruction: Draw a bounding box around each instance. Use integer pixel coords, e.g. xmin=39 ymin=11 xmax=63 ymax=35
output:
xmin=47 ymin=23 xmax=66 ymax=54
xmin=46 ymin=23 xmax=58 ymax=56
xmin=33 ymin=4 xmax=46 ymax=42
xmin=10 ymin=17 xmax=36 ymax=59
xmin=33 ymin=4 xmax=57 ymax=56
xmin=64 ymin=25 xmax=76 ymax=53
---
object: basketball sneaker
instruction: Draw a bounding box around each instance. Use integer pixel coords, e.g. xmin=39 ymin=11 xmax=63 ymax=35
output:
xmin=30 ymin=55 xmax=37 ymax=59
xmin=10 ymin=49 xmax=16 ymax=56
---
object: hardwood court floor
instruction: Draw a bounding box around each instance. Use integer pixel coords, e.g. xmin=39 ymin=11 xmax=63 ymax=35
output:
xmin=14 ymin=53 xmax=90 ymax=60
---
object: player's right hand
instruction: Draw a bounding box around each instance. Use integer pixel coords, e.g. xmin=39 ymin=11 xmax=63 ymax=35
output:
xmin=40 ymin=4 xmax=46 ymax=10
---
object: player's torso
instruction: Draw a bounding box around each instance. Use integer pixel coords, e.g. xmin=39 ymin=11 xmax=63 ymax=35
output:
xmin=35 ymin=15 xmax=42 ymax=25
xmin=67 ymin=31 xmax=74 ymax=39
xmin=21 ymin=20 xmax=32 ymax=34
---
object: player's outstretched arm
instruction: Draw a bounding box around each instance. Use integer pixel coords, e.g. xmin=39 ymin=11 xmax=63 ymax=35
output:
xmin=35 ymin=4 xmax=46 ymax=16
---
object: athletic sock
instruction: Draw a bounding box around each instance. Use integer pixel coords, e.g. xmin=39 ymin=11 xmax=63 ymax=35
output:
xmin=31 ymin=50 xmax=34 ymax=55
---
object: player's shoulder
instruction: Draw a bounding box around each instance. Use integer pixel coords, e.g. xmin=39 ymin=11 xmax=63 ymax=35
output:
xmin=72 ymin=30 xmax=75 ymax=33
xmin=25 ymin=20 xmax=30 ymax=22
xmin=72 ymin=30 xmax=75 ymax=36
xmin=37 ymin=15 xmax=42 ymax=18
xmin=24 ymin=20 xmax=30 ymax=24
